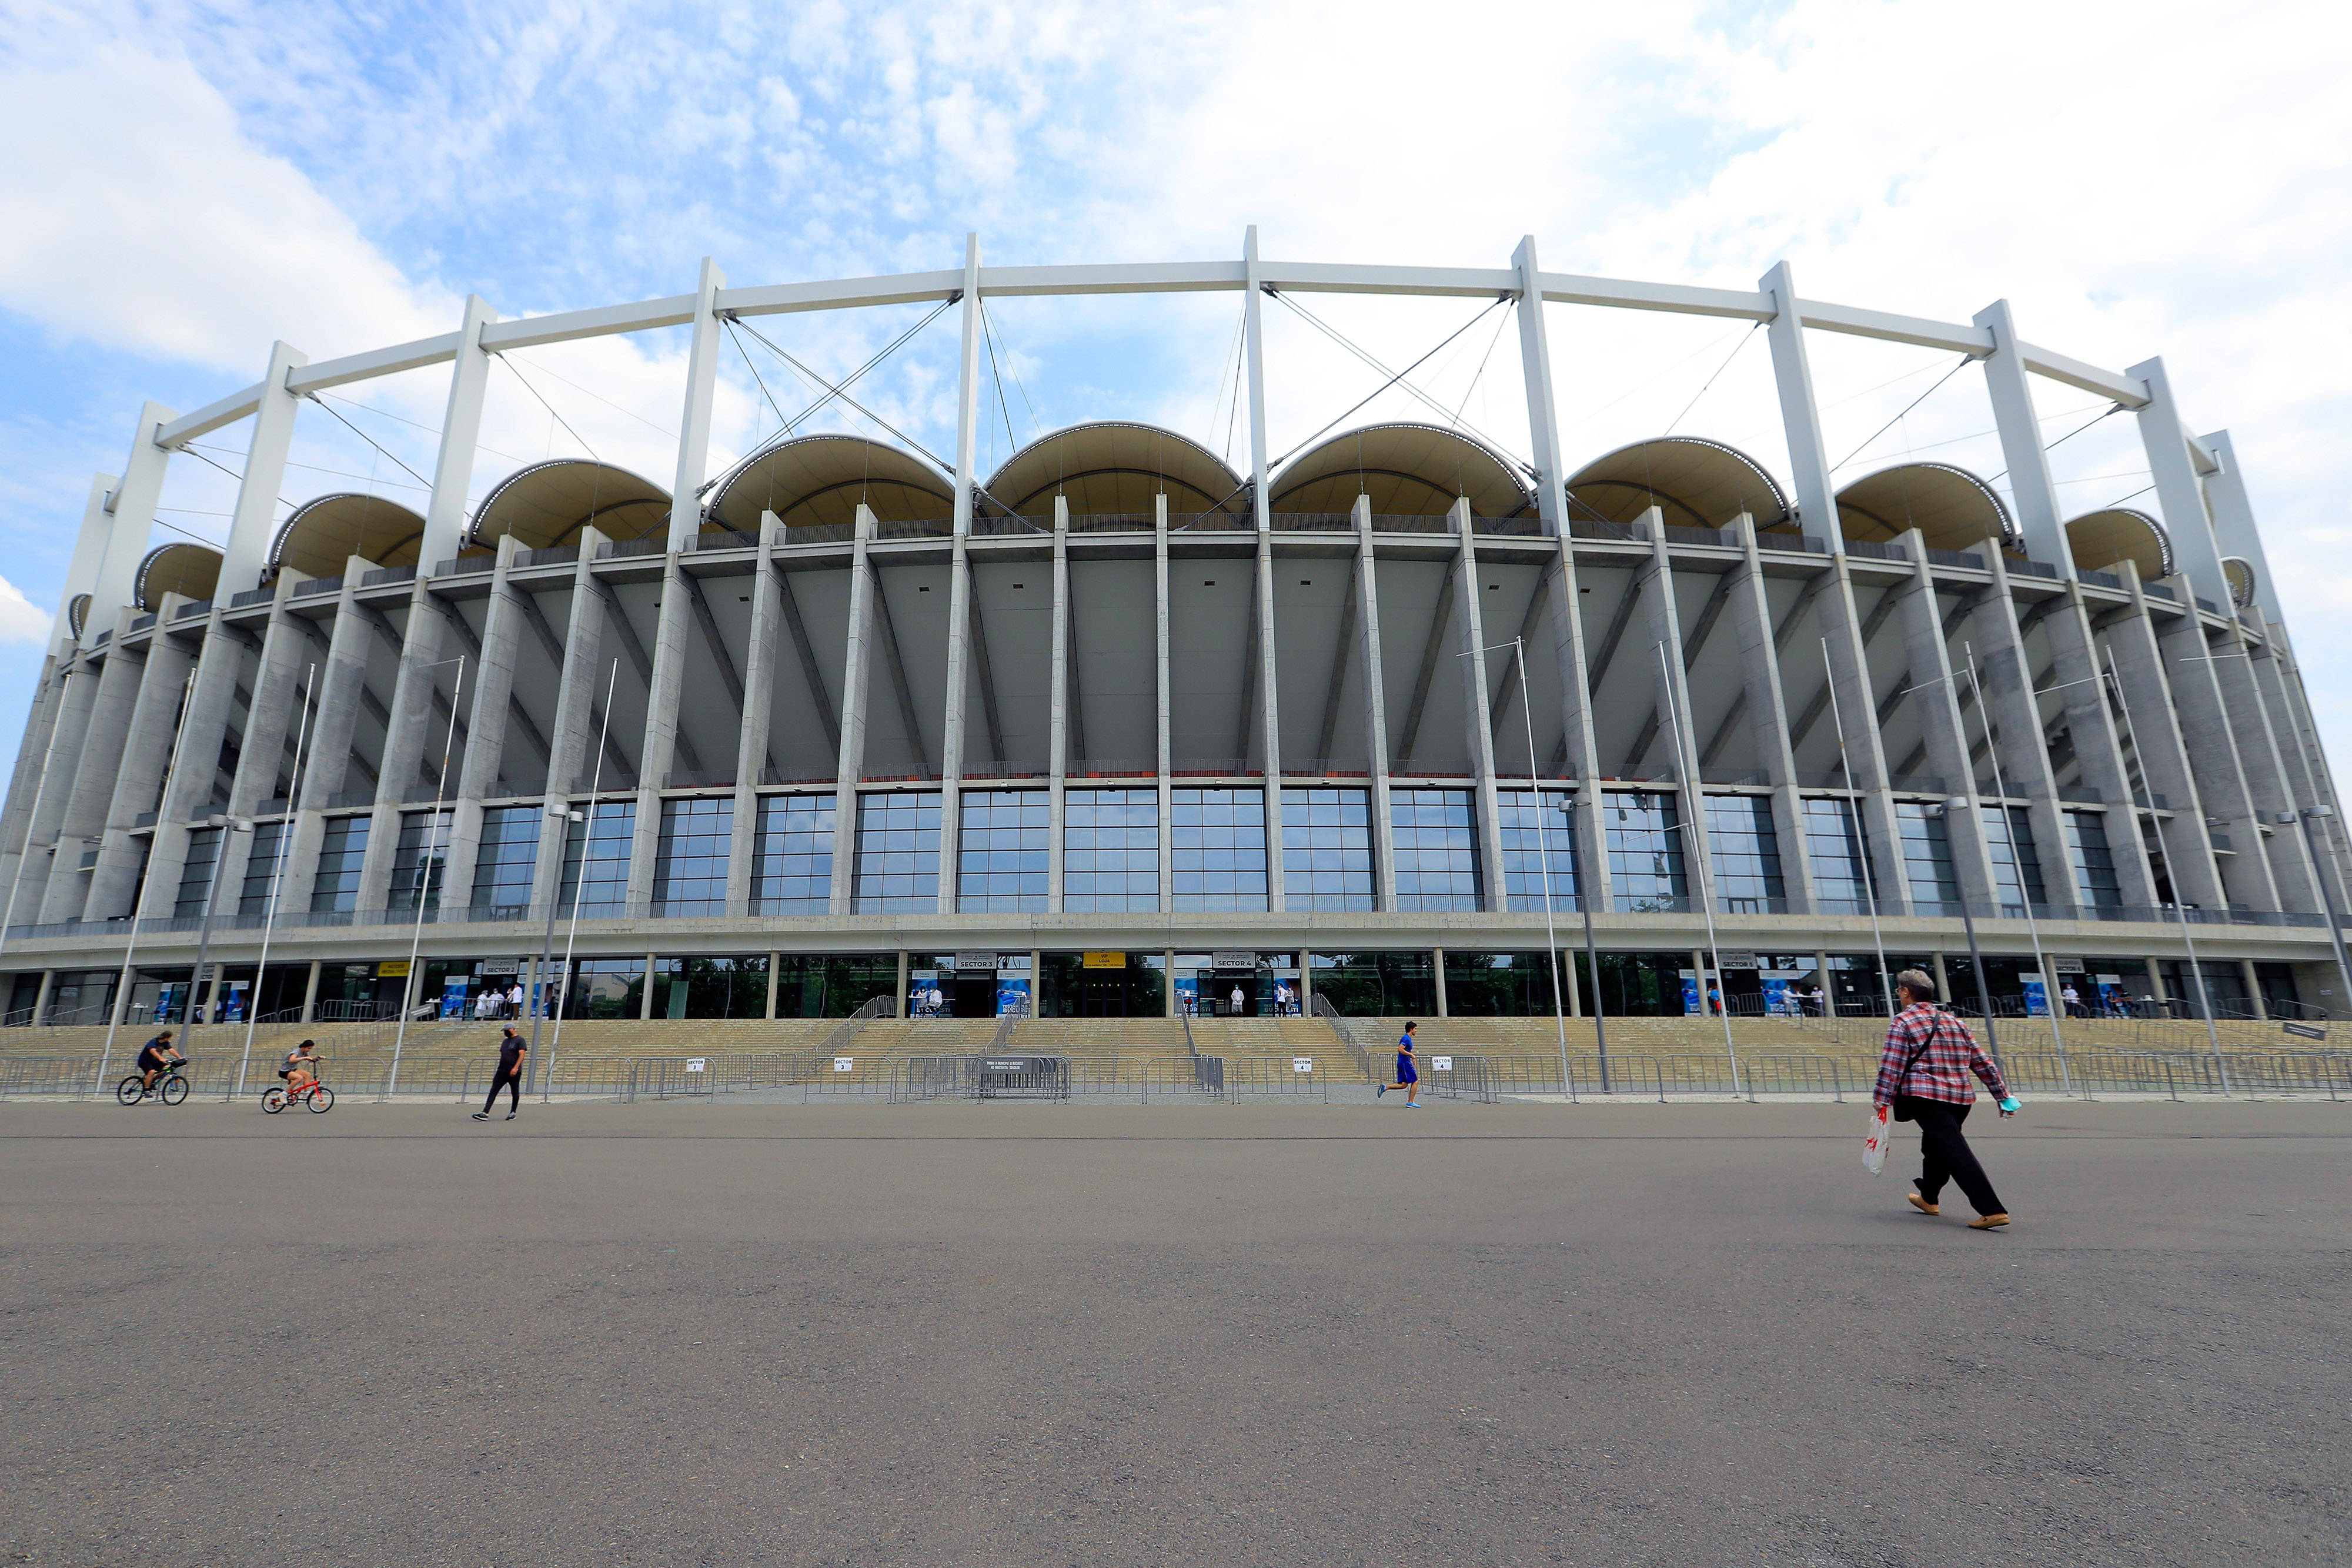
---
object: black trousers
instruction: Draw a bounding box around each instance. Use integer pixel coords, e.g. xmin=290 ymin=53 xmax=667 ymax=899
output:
xmin=483 ymin=1068 xmax=522 ymax=1114
xmin=1893 ymin=1095 xmax=2005 ymax=1216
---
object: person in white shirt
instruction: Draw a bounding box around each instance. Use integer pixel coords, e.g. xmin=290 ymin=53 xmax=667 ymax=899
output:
xmin=1230 ymin=984 xmax=1245 ymax=1017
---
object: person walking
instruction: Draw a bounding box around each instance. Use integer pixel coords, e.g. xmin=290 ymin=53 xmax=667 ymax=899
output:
xmin=1873 ymin=969 xmax=2019 ymax=1229
xmin=473 ymin=1026 xmax=528 ymax=1122
xmin=1377 ymin=1021 xmax=1422 ymax=1106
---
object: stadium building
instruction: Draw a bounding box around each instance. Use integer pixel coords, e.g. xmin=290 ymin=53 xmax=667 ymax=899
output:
xmin=4 ymin=235 xmax=2347 ymax=1034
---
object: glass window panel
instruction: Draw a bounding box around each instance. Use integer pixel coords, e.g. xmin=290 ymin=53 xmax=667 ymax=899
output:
xmin=309 ymin=815 xmax=372 ymax=914
xmin=1895 ymin=801 xmax=1960 ymax=914
xmin=1980 ymin=803 xmax=2048 ymax=915
xmin=1802 ymin=796 xmax=1879 ymax=914
xmin=389 ymin=808 xmax=454 ymax=912
xmin=1388 ymin=787 xmax=1479 ymax=912
xmin=1703 ymin=795 xmax=1785 ymax=914
xmin=1172 ymin=788 xmax=1269 ymax=911
xmin=853 ymin=791 xmax=940 ymax=912
xmin=1064 ymin=788 xmax=1158 ymax=911
xmin=1605 ymin=791 xmax=1686 ymax=913
xmin=753 ymin=794 xmax=834 ymax=914
xmin=469 ymin=804 xmax=542 ymax=919
xmin=558 ymin=800 xmax=636 ymax=917
xmin=237 ymin=820 xmax=290 ymax=915
xmin=653 ymin=795 xmax=734 ymax=917
xmin=174 ymin=826 xmax=224 ymax=918
xmin=1281 ymin=787 xmax=1376 ymax=912
xmin=2062 ymin=810 xmax=2123 ymax=910
xmin=958 ymin=789 xmax=1049 ymax=911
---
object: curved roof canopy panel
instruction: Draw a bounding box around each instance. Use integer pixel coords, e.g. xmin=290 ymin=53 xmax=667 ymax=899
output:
xmin=135 ymin=543 xmax=222 ymax=610
xmin=469 ymin=459 xmax=670 ymax=551
xmin=2064 ymin=508 xmax=2172 ymax=582
xmin=67 ymin=594 xmax=91 ymax=639
xmin=1563 ymin=437 xmax=1790 ymax=531
xmin=1835 ymin=463 xmax=2017 ymax=553
xmin=708 ymin=433 xmax=953 ymax=533
xmin=2223 ymin=557 xmax=2256 ymax=610
xmin=1271 ymin=422 xmax=1534 ymax=517
xmin=981 ymin=421 xmax=1248 ymax=521
xmin=269 ymin=493 xmax=428 ymax=579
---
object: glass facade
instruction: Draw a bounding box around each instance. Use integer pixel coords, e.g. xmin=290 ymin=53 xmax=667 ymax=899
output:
xmin=559 ymin=800 xmax=636 ymax=917
xmin=1703 ymin=795 xmax=1785 ymax=914
xmin=654 ymin=796 xmax=733 ymax=916
xmin=1605 ymin=791 xmax=1686 ymax=913
xmin=1282 ymin=787 xmax=1376 ymax=911
xmin=1802 ymin=797 xmax=1877 ymax=915
xmin=1391 ymin=788 xmax=1480 ymax=911
xmin=470 ymin=804 xmax=540 ymax=918
xmin=1495 ymin=788 xmax=1579 ymax=912
xmin=309 ymin=815 xmax=370 ymax=913
xmin=773 ymin=954 xmax=900 ymax=1018
xmin=1171 ymin=788 xmax=1268 ymax=911
xmin=1981 ymin=804 xmax=2047 ymax=916
xmin=958 ymin=789 xmax=1049 ymax=912
xmin=173 ymin=825 xmax=224 ymax=918
xmin=1443 ymin=951 xmax=1568 ymax=1016
xmin=853 ymin=791 xmax=940 ymax=912
xmin=1895 ymin=802 xmax=1960 ymax=915
xmin=649 ymin=954 xmax=766 ymax=1018
xmin=2063 ymin=810 xmax=2122 ymax=910
xmin=753 ymin=794 xmax=833 ymax=914
xmin=236 ymin=820 xmax=289 ymax=915
xmin=1064 ymin=789 xmax=1158 ymax=911
xmin=389 ymin=808 xmax=453 ymax=913
xmin=562 ymin=955 xmax=647 ymax=1020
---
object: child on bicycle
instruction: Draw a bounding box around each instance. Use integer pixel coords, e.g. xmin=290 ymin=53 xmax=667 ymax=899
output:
xmin=279 ymin=1039 xmax=320 ymax=1096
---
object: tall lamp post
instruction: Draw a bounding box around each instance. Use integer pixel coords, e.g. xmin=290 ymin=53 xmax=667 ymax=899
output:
xmin=233 ymin=662 xmax=318 ymax=1099
xmin=2289 ymin=807 xmax=2352 ymax=1021
xmin=539 ymin=660 xmax=619 ymax=1099
xmin=1558 ymin=795 xmax=1609 ymax=1093
xmin=384 ymin=655 xmax=465 ymax=1099
xmin=1655 ymin=641 xmax=1740 ymax=1096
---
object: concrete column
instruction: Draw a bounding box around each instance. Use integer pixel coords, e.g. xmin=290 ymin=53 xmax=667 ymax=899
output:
xmin=1512 ymin=236 xmax=1567 ymax=536
xmin=1760 ymin=260 xmax=1909 ymax=912
xmin=629 ymin=543 xmax=697 ymax=915
xmin=1433 ymin=948 xmax=1449 ymax=1017
xmin=2036 ymin=585 xmax=2160 ymax=906
xmin=145 ymin=606 xmax=260 ymax=913
xmin=766 ymin=952 xmax=781 ymax=1019
xmin=48 ymin=474 xmax=118 ymax=661
xmin=38 ymin=644 xmax=145 ymax=922
xmin=2240 ymin=958 xmax=2266 ymax=1020
xmin=1973 ymin=300 xmax=2076 ymax=576
xmin=2259 ymin=630 xmax=2352 ymax=911
xmin=1638 ymin=509 xmax=1713 ymax=902
xmin=1962 ymin=551 xmax=2073 ymax=912
xmin=2200 ymin=430 xmax=2284 ymax=627
xmin=418 ymin=296 xmax=499 ymax=570
xmin=667 ymin=258 xmax=727 ymax=549
xmin=83 ymin=628 xmax=196 ymax=921
xmin=640 ymin=952 xmax=656 ymax=1019
xmin=531 ymin=528 xmax=613 ymax=914
xmin=2143 ymin=957 xmax=2167 ymax=1009
xmin=362 ymin=585 xmax=453 ymax=915
xmin=1451 ymin=499 xmax=1512 ymax=912
xmin=219 ymin=340 xmax=309 ymax=596
xmin=827 ymin=507 xmax=878 ymax=914
xmin=1165 ymin=948 xmax=1178 ymax=1018
xmin=1723 ymin=516 xmax=1817 ymax=911
xmin=2103 ymin=564 xmax=2226 ymax=910
xmin=2127 ymin=357 xmax=2232 ymax=615
xmin=275 ymin=563 xmax=379 ymax=918
xmin=300 ymin=958 xmax=321 ymax=1022
xmin=1931 ymin=951 xmax=1951 ymax=1002
xmin=1351 ymin=497 xmax=1399 ymax=912
xmin=1886 ymin=530 xmax=1996 ymax=912
xmin=2204 ymin=626 xmax=2320 ymax=912
xmin=1155 ymin=496 xmax=1175 ymax=912
xmin=3 ymin=666 xmax=71 ymax=895
xmin=937 ymin=238 xmax=983 ymax=912
xmin=1243 ymin=227 xmax=1287 ymax=910
xmin=729 ymin=513 xmax=781 ymax=917
xmin=1048 ymin=497 xmax=1071 ymax=911
xmin=2151 ymin=600 xmax=2277 ymax=909
xmin=2 ymin=660 xmax=89 ymax=923
xmin=1542 ymin=519 xmax=1609 ymax=915
xmin=30 ymin=969 xmax=55 ymax=1025
xmin=440 ymin=537 xmax=528 ymax=914
xmin=89 ymin=403 xmax=179 ymax=642
xmin=1562 ymin=945 xmax=1581 ymax=1018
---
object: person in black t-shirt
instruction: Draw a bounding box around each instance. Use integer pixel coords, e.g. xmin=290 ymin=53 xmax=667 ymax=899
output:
xmin=473 ymin=1027 xmax=527 ymax=1121
xmin=136 ymin=1029 xmax=184 ymax=1094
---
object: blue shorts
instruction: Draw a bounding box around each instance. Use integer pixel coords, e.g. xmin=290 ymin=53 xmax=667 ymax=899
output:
xmin=1396 ymin=1055 xmax=1417 ymax=1084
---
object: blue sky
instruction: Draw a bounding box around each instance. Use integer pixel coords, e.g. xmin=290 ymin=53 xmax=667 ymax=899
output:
xmin=4 ymin=0 xmax=2349 ymax=779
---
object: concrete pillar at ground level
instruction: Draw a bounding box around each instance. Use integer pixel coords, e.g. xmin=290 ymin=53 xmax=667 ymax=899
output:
xmin=2240 ymin=959 xmax=2265 ymax=1019
xmin=1432 ymin=949 xmax=1448 ymax=1017
xmin=300 ymin=960 xmax=321 ymax=1022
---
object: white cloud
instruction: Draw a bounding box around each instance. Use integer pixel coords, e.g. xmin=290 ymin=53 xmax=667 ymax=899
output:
xmin=0 ymin=574 xmax=52 ymax=646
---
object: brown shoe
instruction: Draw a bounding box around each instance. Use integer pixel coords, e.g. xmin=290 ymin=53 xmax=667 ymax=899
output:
xmin=1967 ymin=1213 xmax=2010 ymax=1230
xmin=1907 ymin=1192 xmax=1939 ymax=1216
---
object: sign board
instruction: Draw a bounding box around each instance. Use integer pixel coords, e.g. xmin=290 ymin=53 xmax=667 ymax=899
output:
xmin=481 ymin=957 xmax=520 ymax=976
xmin=1432 ymin=1055 xmax=1454 ymax=1071
xmin=953 ymin=952 xmax=995 ymax=971
xmin=2053 ymin=956 xmax=2087 ymax=975
xmin=1082 ymin=951 xmax=1125 ymax=969
xmin=1292 ymin=1057 xmax=1314 ymax=1073
xmin=377 ymin=959 xmax=410 ymax=978
xmin=2283 ymin=1021 xmax=2327 ymax=1041
xmin=983 ymin=1058 xmax=1038 ymax=1072
xmin=1211 ymin=950 xmax=1257 ymax=971
xmin=834 ymin=1057 xmax=856 ymax=1072
xmin=1716 ymin=951 xmax=1760 ymax=970
xmin=685 ymin=1057 xmax=707 ymax=1072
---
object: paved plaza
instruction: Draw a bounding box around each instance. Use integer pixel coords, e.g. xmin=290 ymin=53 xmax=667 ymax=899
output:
xmin=2 ymin=1097 xmax=2346 ymax=1566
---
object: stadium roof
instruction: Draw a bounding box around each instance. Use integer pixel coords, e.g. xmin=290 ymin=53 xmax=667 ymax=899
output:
xmin=981 ymin=421 xmax=1247 ymax=521
xmin=1564 ymin=437 xmax=1791 ymax=531
xmin=135 ymin=542 xmax=221 ymax=610
xmin=1835 ymin=463 xmax=2017 ymax=553
xmin=1270 ymin=422 xmax=1533 ymax=517
xmin=470 ymin=459 xmax=670 ymax=550
xmin=270 ymin=492 xmax=428 ymax=579
xmin=2064 ymin=507 xmax=2172 ymax=582
xmin=708 ymin=433 xmax=954 ymax=533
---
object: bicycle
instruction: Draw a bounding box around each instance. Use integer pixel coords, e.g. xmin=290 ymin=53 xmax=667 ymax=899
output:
xmin=261 ymin=1076 xmax=335 ymax=1114
xmin=116 ymin=1061 xmax=191 ymax=1106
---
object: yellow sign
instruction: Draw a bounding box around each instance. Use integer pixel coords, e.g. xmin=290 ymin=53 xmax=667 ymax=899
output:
xmin=377 ymin=959 xmax=412 ymax=978
xmin=1082 ymin=951 xmax=1126 ymax=969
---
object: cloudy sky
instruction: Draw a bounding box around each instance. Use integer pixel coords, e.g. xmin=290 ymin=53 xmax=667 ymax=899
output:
xmin=2 ymin=0 xmax=2348 ymax=784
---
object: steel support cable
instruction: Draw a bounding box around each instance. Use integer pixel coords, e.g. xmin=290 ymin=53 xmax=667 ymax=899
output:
xmin=1451 ymin=301 xmax=1516 ymax=431
xmin=741 ymin=296 xmax=955 ymax=442
xmin=978 ymin=303 xmax=1021 ymax=472
xmin=728 ymin=316 xmax=956 ymax=475
xmin=306 ymin=394 xmax=436 ymax=490
xmin=1662 ymin=322 xmax=1761 ymax=437
xmin=1269 ymin=290 xmax=1524 ymax=469
xmin=506 ymin=352 xmax=677 ymax=440
xmin=977 ymin=298 xmax=1043 ymax=440
xmin=500 ymin=355 xmax=602 ymax=463
xmin=1829 ymin=354 xmax=1972 ymax=474
xmin=1986 ymin=403 xmax=2123 ymax=486
xmin=1267 ymin=293 xmax=1514 ymax=472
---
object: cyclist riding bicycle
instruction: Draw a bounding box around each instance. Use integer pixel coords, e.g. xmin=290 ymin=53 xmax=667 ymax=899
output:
xmin=279 ymin=1039 xmax=321 ymax=1096
xmin=136 ymin=1028 xmax=185 ymax=1094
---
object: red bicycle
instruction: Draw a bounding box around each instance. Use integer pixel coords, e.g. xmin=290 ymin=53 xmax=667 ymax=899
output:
xmin=261 ymin=1078 xmax=335 ymax=1114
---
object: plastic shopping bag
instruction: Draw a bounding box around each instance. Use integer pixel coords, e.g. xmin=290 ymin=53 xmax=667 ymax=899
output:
xmin=1862 ymin=1102 xmax=1894 ymax=1176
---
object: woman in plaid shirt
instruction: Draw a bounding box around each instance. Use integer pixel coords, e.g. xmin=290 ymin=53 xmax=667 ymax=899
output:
xmin=1874 ymin=969 xmax=2019 ymax=1229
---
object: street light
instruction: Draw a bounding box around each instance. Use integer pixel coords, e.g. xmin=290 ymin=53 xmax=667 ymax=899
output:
xmin=1926 ymin=797 xmax=2003 ymax=1074
xmin=179 ymin=814 xmax=255 ymax=1037
xmin=2286 ymin=806 xmax=2352 ymax=1022
xmin=233 ymin=661 xmax=318 ymax=1101
xmin=384 ymin=654 xmax=466 ymax=1100
xmin=1655 ymin=641 xmax=1740 ymax=1096
xmin=1558 ymin=795 xmax=1610 ymax=1094
xmin=538 ymin=659 xmax=620 ymax=1099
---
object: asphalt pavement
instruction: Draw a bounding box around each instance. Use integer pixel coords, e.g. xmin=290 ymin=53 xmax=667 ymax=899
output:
xmin=2 ymin=1096 xmax=2346 ymax=1566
